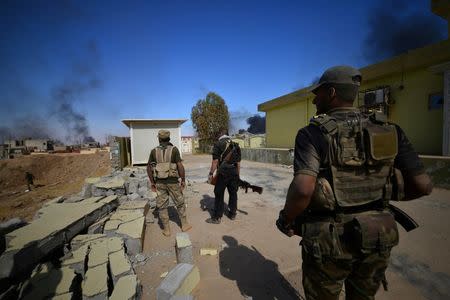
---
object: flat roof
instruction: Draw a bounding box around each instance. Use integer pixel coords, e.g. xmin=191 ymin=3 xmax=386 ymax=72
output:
xmin=121 ymin=119 xmax=187 ymax=128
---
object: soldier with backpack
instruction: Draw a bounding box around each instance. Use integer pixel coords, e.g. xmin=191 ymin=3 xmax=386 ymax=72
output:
xmin=276 ymin=66 xmax=433 ymax=299
xmin=147 ymin=130 xmax=192 ymax=236
xmin=207 ymin=130 xmax=242 ymax=224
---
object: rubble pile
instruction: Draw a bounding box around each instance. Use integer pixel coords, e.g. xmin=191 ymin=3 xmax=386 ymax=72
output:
xmin=0 ymin=168 xmax=155 ymax=300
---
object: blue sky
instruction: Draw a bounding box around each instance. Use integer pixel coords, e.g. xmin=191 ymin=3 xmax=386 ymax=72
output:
xmin=0 ymin=0 xmax=446 ymax=143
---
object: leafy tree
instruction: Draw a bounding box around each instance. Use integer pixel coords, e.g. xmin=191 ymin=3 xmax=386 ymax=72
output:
xmin=191 ymin=92 xmax=229 ymax=149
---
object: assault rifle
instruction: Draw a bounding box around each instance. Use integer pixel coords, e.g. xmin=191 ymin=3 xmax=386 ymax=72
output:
xmin=238 ymin=179 xmax=263 ymax=194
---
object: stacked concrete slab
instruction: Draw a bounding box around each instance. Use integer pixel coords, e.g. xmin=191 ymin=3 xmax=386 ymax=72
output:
xmin=0 ymin=195 xmax=119 ymax=281
xmin=103 ymin=201 xmax=149 ymax=255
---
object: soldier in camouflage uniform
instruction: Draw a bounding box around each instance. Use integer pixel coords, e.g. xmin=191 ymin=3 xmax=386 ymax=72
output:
xmin=147 ymin=130 xmax=192 ymax=237
xmin=276 ymin=66 xmax=433 ymax=300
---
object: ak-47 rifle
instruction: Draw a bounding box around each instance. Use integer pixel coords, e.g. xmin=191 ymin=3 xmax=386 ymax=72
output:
xmin=238 ymin=179 xmax=263 ymax=194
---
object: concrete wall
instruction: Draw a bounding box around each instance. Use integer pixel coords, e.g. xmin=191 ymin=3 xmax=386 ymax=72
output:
xmin=249 ymin=136 xmax=266 ymax=148
xmin=421 ymin=155 xmax=450 ymax=188
xmin=241 ymin=148 xmax=293 ymax=165
xmin=130 ymin=123 xmax=181 ymax=165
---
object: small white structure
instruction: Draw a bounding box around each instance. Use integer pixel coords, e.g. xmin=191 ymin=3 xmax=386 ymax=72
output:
xmin=122 ymin=119 xmax=187 ymax=165
xmin=181 ymin=136 xmax=193 ymax=154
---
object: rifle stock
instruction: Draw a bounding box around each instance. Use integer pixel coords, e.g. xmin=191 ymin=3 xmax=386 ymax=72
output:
xmin=389 ymin=204 xmax=419 ymax=232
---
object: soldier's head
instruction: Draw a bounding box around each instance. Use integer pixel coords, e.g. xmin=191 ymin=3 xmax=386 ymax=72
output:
xmin=310 ymin=66 xmax=362 ymax=114
xmin=158 ymin=130 xmax=170 ymax=143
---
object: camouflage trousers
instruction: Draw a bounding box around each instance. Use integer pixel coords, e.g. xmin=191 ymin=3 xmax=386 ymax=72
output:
xmin=300 ymin=212 xmax=398 ymax=300
xmin=155 ymin=183 xmax=186 ymax=225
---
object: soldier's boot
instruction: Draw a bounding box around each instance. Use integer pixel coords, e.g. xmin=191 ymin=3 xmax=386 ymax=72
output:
xmin=162 ymin=222 xmax=171 ymax=237
xmin=180 ymin=216 xmax=192 ymax=232
xmin=159 ymin=208 xmax=171 ymax=237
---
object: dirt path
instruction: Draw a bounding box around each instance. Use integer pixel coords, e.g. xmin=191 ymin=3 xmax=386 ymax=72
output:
xmin=0 ymin=152 xmax=111 ymax=221
xmin=137 ymin=154 xmax=450 ymax=300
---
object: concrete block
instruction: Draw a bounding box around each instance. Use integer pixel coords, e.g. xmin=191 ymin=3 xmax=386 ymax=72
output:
xmin=156 ymin=263 xmax=200 ymax=300
xmin=126 ymin=179 xmax=140 ymax=195
xmin=106 ymin=237 xmax=125 ymax=254
xmin=176 ymin=233 xmax=193 ymax=264
xmin=118 ymin=195 xmax=128 ymax=204
xmin=80 ymin=183 xmax=93 ymax=198
xmin=0 ymin=197 xmax=118 ymax=281
xmin=110 ymin=275 xmax=140 ymax=300
xmin=88 ymin=240 xmax=109 ymax=268
xmin=106 ymin=189 xmax=115 ymax=196
xmin=116 ymin=217 xmax=145 ymax=255
xmin=82 ymin=263 xmax=108 ymax=300
xmin=200 ymin=248 xmax=217 ymax=256
xmin=85 ymin=177 xmax=102 ymax=184
xmin=137 ymin=186 xmax=148 ymax=197
xmin=109 ymin=250 xmax=133 ymax=284
xmin=127 ymin=193 xmax=141 ymax=202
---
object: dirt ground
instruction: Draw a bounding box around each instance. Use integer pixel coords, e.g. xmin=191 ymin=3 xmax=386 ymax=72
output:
xmin=2 ymin=153 xmax=449 ymax=299
xmin=0 ymin=152 xmax=111 ymax=221
xmin=137 ymin=154 xmax=450 ymax=300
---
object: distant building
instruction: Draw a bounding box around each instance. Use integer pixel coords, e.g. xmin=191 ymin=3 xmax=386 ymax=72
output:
xmin=181 ymin=136 xmax=193 ymax=153
xmin=121 ymin=119 xmax=187 ymax=165
xmin=23 ymin=139 xmax=53 ymax=152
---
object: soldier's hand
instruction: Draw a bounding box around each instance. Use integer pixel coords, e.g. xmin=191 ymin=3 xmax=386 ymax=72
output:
xmin=180 ymin=181 xmax=186 ymax=190
xmin=276 ymin=210 xmax=295 ymax=237
xmin=151 ymin=183 xmax=157 ymax=192
xmin=207 ymin=174 xmax=213 ymax=184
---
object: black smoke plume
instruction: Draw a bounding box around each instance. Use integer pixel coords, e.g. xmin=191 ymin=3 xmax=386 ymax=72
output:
xmin=246 ymin=115 xmax=266 ymax=134
xmin=0 ymin=116 xmax=51 ymax=143
xmin=229 ymin=109 xmax=253 ymax=134
xmin=51 ymin=40 xmax=102 ymax=144
xmin=363 ymin=0 xmax=446 ymax=63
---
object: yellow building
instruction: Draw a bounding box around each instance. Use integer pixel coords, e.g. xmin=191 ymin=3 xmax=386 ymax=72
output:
xmin=231 ymin=137 xmax=245 ymax=148
xmin=249 ymin=135 xmax=266 ymax=148
xmin=258 ymin=9 xmax=450 ymax=156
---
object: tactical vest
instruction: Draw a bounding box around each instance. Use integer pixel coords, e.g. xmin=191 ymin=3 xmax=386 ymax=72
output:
xmin=154 ymin=146 xmax=179 ymax=179
xmin=309 ymin=111 xmax=398 ymax=212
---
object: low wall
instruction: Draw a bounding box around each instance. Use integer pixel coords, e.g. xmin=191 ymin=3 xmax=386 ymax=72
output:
xmin=241 ymin=150 xmax=449 ymax=188
xmin=241 ymin=148 xmax=293 ymax=165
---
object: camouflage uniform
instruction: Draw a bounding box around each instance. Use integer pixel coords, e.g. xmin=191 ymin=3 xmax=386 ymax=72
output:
xmin=286 ymin=66 xmax=425 ymax=300
xmin=148 ymin=138 xmax=188 ymax=233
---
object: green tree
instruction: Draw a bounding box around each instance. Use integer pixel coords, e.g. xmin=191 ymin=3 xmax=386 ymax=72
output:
xmin=191 ymin=92 xmax=229 ymax=150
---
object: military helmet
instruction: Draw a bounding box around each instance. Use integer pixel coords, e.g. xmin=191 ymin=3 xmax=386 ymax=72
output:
xmin=309 ymin=65 xmax=362 ymax=94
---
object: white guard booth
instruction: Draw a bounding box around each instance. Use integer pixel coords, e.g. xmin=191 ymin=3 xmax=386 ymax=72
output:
xmin=121 ymin=119 xmax=187 ymax=165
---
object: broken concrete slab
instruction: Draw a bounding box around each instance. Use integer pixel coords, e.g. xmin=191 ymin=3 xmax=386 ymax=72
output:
xmin=87 ymin=216 xmax=110 ymax=234
xmin=82 ymin=263 xmax=108 ymax=300
xmin=0 ymin=196 xmax=118 ymax=281
xmin=64 ymin=195 xmax=85 ymax=203
xmin=95 ymin=178 xmax=125 ymax=190
xmin=109 ymin=274 xmax=140 ymax=300
xmin=118 ymin=200 xmax=149 ymax=214
xmin=104 ymin=219 xmax=122 ymax=235
xmin=109 ymin=250 xmax=133 ymax=284
xmin=85 ymin=177 xmax=102 ymax=184
xmin=71 ymin=234 xmax=106 ymax=250
xmin=43 ymin=196 xmax=65 ymax=207
xmin=125 ymin=179 xmax=140 ymax=195
xmin=87 ymin=240 xmax=109 ymax=269
xmin=116 ymin=217 xmax=145 ymax=255
xmin=61 ymin=244 xmax=89 ymax=275
xmin=156 ymin=263 xmax=200 ymax=300
xmin=176 ymin=233 xmax=193 ymax=264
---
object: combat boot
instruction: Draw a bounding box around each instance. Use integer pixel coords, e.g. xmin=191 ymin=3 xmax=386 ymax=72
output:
xmin=161 ymin=222 xmax=171 ymax=237
xmin=180 ymin=216 xmax=192 ymax=232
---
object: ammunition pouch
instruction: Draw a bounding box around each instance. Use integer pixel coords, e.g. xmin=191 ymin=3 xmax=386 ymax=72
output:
xmin=155 ymin=146 xmax=179 ymax=179
xmin=351 ymin=211 xmax=399 ymax=254
xmin=300 ymin=221 xmax=344 ymax=262
xmin=155 ymin=162 xmax=178 ymax=179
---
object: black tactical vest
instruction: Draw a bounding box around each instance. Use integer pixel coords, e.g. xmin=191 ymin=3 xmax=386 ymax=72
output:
xmin=308 ymin=110 xmax=398 ymax=212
